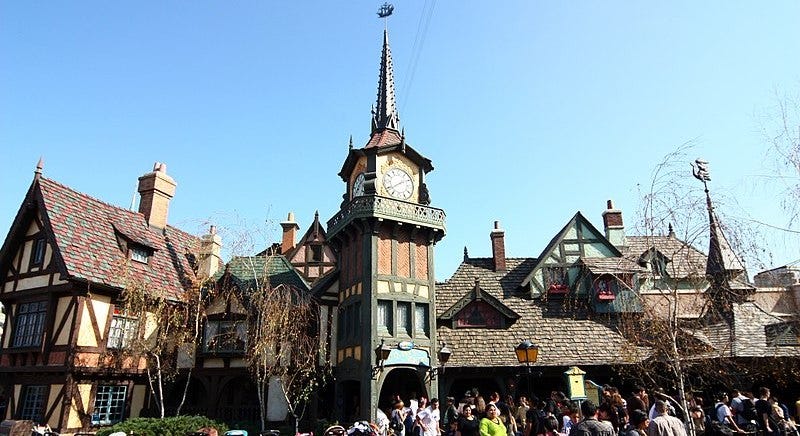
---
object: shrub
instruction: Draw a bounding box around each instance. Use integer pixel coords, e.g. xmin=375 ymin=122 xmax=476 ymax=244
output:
xmin=95 ymin=415 xmax=229 ymax=436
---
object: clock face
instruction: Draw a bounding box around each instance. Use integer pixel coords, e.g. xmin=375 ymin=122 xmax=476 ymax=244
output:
xmin=352 ymin=172 xmax=366 ymax=198
xmin=382 ymin=168 xmax=413 ymax=200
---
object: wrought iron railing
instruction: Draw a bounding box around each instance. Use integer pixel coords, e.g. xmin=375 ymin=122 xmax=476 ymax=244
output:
xmin=327 ymin=196 xmax=446 ymax=237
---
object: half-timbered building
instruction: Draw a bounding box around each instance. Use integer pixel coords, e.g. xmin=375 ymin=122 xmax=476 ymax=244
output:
xmin=0 ymin=161 xmax=200 ymax=432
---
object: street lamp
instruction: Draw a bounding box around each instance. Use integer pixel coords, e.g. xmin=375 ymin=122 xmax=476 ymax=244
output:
xmin=515 ymin=340 xmax=540 ymax=370
xmin=428 ymin=342 xmax=452 ymax=380
xmin=372 ymin=339 xmax=392 ymax=379
xmin=515 ymin=340 xmax=540 ymax=397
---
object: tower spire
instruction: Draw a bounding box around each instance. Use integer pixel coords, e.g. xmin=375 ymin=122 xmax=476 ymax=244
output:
xmin=371 ymin=27 xmax=400 ymax=134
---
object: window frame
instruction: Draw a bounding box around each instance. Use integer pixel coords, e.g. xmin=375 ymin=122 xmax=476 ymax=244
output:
xmin=377 ymin=300 xmax=393 ymax=335
xmin=12 ymin=301 xmax=48 ymax=348
xmin=30 ymin=237 xmax=46 ymax=268
xmin=92 ymin=384 xmax=128 ymax=425
xmin=414 ymin=303 xmax=429 ymax=337
xmin=129 ymin=245 xmax=150 ymax=264
xmin=203 ymin=319 xmax=247 ymax=354
xmin=107 ymin=309 xmax=139 ymax=350
xmin=18 ymin=385 xmax=47 ymax=421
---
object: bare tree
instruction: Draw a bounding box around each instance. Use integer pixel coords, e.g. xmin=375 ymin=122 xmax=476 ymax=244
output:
xmin=110 ymin=260 xmax=201 ymax=419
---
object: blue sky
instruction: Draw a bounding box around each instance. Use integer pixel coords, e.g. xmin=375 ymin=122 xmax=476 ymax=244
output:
xmin=1 ymin=1 xmax=799 ymax=280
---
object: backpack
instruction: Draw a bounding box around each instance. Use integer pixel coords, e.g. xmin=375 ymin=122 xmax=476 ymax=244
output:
xmin=740 ymin=399 xmax=758 ymax=422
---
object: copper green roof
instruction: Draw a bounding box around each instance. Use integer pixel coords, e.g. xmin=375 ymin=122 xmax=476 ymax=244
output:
xmin=219 ymin=254 xmax=309 ymax=294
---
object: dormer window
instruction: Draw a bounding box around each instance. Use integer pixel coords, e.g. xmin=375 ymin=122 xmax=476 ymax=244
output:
xmin=129 ymin=246 xmax=150 ymax=263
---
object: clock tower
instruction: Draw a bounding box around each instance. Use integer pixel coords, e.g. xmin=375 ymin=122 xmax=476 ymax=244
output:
xmin=326 ymin=27 xmax=446 ymax=420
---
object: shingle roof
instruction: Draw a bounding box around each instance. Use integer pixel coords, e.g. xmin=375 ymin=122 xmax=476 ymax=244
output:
xmin=624 ymin=235 xmax=707 ymax=278
xmin=222 ymin=254 xmax=309 ymax=294
xmin=436 ymin=257 xmax=644 ymax=368
xmin=580 ymin=257 xmax=647 ymax=274
xmin=37 ymin=177 xmax=199 ymax=300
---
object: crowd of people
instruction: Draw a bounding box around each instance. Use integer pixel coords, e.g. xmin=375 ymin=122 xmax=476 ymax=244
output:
xmin=374 ymin=386 xmax=800 ymax=436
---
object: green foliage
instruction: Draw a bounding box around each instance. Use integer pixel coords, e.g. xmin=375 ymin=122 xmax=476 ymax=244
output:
xmin=95 ymin=415 xmax=229 ymax=436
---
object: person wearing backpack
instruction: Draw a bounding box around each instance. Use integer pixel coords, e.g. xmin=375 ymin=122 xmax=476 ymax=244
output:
xmin=714 ymin=393 xmax=744 ymax=434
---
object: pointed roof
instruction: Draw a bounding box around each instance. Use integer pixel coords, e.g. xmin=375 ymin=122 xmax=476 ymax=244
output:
xmin=370 ymin=28 xmax=400 ymax=137
xmin=704 ymin=191 xmax=746 ymax=277
xmin=520 ymin=211 xmax=622 ymax=287
xmin=0 ymin=175 xmax=200 ymax=301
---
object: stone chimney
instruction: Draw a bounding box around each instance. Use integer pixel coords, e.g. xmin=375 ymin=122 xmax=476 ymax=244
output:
xmin=490 ymin=221 xmax=506 ymax=272
xmin=602 ymin=200 xmax=625 ymax=247
xmin=280 ymin=212 xmax=300 ymax=254
xmin=138 ymin=162 xmax=176 ymax=230
xmin=198 ymin=225 xmax=222 ymax=279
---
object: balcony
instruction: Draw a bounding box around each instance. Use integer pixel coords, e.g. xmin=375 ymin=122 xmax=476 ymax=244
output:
xmin=327 ymin=196 xmax=446 ymax=238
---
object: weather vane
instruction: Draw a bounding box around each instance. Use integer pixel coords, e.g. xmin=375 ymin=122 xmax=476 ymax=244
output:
xmin=377 ymin=2 xmax=394 ymax=18
xmin=691 ymin=158 xmax=711 ymax=191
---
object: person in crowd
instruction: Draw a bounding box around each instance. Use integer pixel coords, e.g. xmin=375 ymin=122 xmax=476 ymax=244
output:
xmin=647 ymin=400 xmax=686 ymax=436
xmin=562 ymin=405 xmax=580 ymax=436
xmin=756 ymin=388 xmax=776 ymax=436
xmin=628 ymin=387 xmax=649 ymax=419
xmin=481 ymin=403 xmax=508 ymax=436
xmin=391 ymin=399 xmax=408 ymax=436
xmin=623 ymin=410 xmax=649 ymax=436
xmin=770 ymin=401 xmax=798 ymax=436
xmin=460 ymin=403 xmax=481 ymax=436
xmin=490 ymin=392 xmax=511 ymax=416
xmin=541 ymin=415 xmax=559 ymax=436
xmin=730 ymin=390 xmax=746 ymax=423
xmin=416 ymin=398 xmax=441 ymax=436
xmin=442 ymin=397 xmax=459 ymax=433
xmin=525 ymin=399 xmax=541 ymax=436
xmin=598 ymin=402 xmax=621 ymax=432
xmin=688 ymin=406 xmax=705 ymax=436
xmin=515 ymin=397 xmax=530 ymax=432
xmin=569 ymin=400 xmax=615 ymax=436
xmin=476 ymin=396 xmax=488 ymax=420
xmin=714 ymin=392 xmax=743 ymax=433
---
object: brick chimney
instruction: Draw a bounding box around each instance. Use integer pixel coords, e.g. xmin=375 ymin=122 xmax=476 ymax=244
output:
xmin=490 ymin=221 xmax=506 ymax=272
xmin=138 ymin=162 xmax=176 ymax=230
xmin=602 ymin=200 xmax=625 ymax=247
xmin=198 ymin=225 xmax=222 ymax=279
xmin=280 ymin=212 xmax=300 ymax=254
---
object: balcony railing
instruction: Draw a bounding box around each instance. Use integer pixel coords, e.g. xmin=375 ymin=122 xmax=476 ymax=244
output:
xmin=327 ymin=196 xmax=446 ymax=237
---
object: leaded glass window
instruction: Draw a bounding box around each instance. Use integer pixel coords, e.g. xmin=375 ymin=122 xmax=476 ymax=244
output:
xmin=19 ymin=385 xmax=45 ymax=421
xmin=13 ymin=301 xmax=47 ymax=348
xmin=92 ymin=385 xmax=127 ymax=425
xmin=397 ymin=302 xmax=411 ymax=336
xmin=414 ymin=303 xmax=429 ymax=337
xmin=108 ymin=311 xmax=138 ymax=349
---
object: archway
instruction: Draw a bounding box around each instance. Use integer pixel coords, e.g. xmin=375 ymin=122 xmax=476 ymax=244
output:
xmin=165 ymin=376 xmax=208 ymax=416
xmin=217 ymin=376 xmax=259 ymax=423
xmin=379 ymin=368 xmax=426 ymax=410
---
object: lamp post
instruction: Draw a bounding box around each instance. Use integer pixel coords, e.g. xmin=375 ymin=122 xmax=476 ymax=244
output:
xmin=429 ymin=342 xmax=452 ymax=380
xmin=514 ymin=340 xmax=540 ymax=397
xmin=372 ymin=339 xmax=392 ymax=379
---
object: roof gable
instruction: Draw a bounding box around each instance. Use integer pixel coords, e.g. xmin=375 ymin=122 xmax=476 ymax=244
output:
xmin=1 ymin=176 xmax=200 ymax=300
xmin=439 ymin=278 xmax=520 ymax=322
xmin=521 ymin=212 xmax=621 ymax=292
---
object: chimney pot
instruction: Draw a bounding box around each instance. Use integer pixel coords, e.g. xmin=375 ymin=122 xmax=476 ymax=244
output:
xmin=137 ymin=162 xmax=176 ymax=230
xmin=490 ymin=220 xmax=506 ymax=272
xmin=280 ymin=212 xmax=300 ymax=255
xmin=602 ymin=200 xmax=625 ymax=247
xmin=199 ymin=224 xmax=222 ymax=279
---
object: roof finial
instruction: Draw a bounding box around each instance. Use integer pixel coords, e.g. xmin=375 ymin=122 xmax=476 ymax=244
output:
xmin=34 ymin=156 xmax=44 ymax=179
xmin=349 ymin=135 xmax=354 ymax=150
xmin=668 ymin=223 xmax=675 ymax=238
xmin=371 ymin=24 xmax=400 ymax=134
xmin=463 ymin=246 xmax=469 ymax=260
